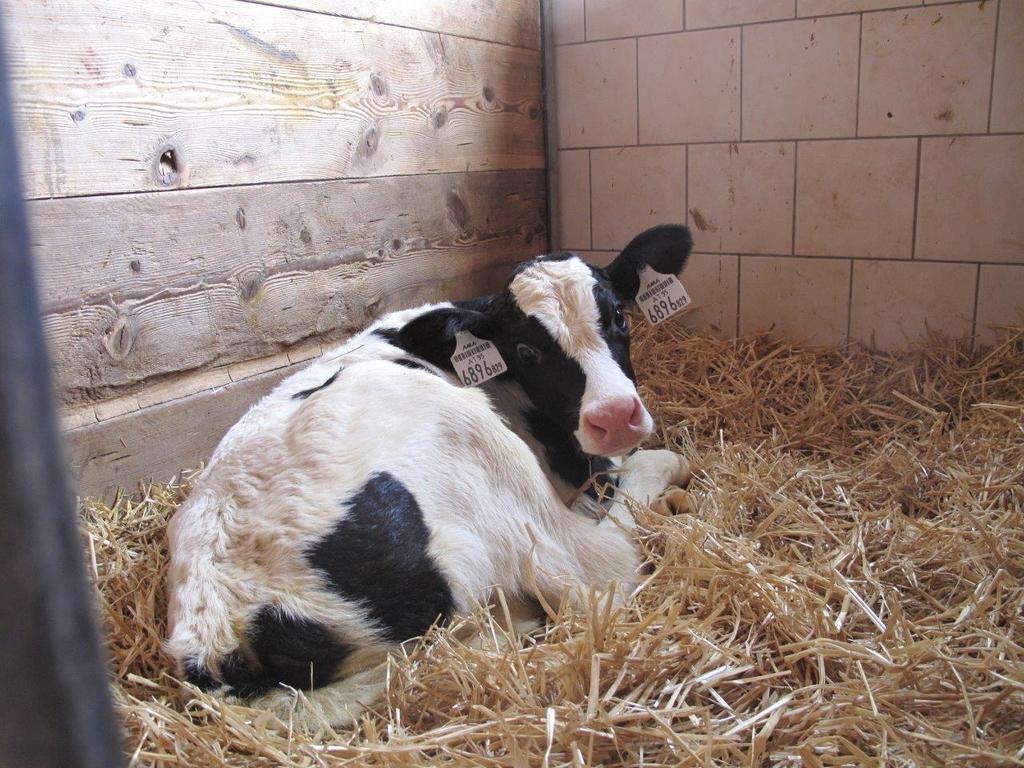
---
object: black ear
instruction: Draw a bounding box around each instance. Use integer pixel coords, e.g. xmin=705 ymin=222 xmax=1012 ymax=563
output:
xmin=606 ymin=224 xmax=693 ymax=301
xmin=394 ymin=305 xmax=496 ymax=370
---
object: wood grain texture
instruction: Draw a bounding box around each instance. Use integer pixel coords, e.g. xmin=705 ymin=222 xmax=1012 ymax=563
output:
xmin=8 ymin=0 xmax=543 ymax=199
xmin=240 ymin=0 xmax=541 ymax=49
xmin=34 ymin=169 xmax=546 ymax=404
xmin=65 ymin=364 xmax=295 ymax=500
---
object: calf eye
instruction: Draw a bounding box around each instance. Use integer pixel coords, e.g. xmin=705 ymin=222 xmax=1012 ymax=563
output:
xmin=613 ymin=308 xmax=628 ymax=331
xmin=516 ymin=343 xmax=540 ymax=365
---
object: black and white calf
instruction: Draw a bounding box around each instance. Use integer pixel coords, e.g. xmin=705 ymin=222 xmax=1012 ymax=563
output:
xmin=166 ymin=224 xmax=694 ymax=728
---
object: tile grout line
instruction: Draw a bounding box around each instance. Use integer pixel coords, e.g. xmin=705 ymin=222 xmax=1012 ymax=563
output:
xmin=552 ymin=0 xmax=979 ymax=46
xmin=855 ymin=13 xmax=863 ymax=137
xmin=736 ymin=255 xmax=742 ymax=338
xmin=684 ymin=144 xmax=689 ymax=232
xmin=681 ymin=0 xmax=686 ymax=31
xmin=739 ymin=26 xmax=744 ymax=140
xmin=910 ymin=137 xmax=923 ymax=259
xmin=791 ymin=142 xmax=798 ymax=256
xmin=587 ymin=149 xmax=594 ymax=250
xmin=582 ymin=0 xmax=587 ymax=41
xmin=986 ymin=0 xmax=1001 ymax=133
xmin=635 ymin=37 xmax=640 ymax=145
xmin=552 ymin=131 xmax=1024 ymax=154
xmin=970 ymin=263 xmax=982 ymax=349
xmin=570 ymin=249 xmax=1020 ymax=267
xmin=846 ymin=259 xmax=855 ymax=341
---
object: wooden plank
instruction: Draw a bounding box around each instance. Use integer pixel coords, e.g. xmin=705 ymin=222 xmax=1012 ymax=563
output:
xmin=30 ymin=169 xmax=545 ymax=313
xmin=35 ymin=169 xmax=546 ymax=404
xmin=7 ymin=0 xmax=543 ymax=199
xmin=240 ymin=0 xmax=541 ymax=50
xmin=65 ymin=365 xmax=296 ymax=500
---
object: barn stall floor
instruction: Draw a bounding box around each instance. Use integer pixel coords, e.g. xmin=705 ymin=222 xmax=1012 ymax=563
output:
xmin=80 ymin=320 xmax=1024 ymax=767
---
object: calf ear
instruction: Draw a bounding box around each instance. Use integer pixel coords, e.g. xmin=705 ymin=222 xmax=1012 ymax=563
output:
xmin=395 ymin=305 xmax=496 ymax=370
xmin=606 ymin=224 xmax=693 ymax=301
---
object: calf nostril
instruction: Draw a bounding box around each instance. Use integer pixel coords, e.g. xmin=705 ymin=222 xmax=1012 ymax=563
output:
xmin=628 ymin=398 xmax=644 ymax=428
xmin=585 ymin=415 xmax=608 ymax=439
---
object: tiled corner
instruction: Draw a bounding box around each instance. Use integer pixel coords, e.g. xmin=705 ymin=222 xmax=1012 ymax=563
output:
xmin=859 ymin=3 xmax=998 ymax=136
xmin=740 ymin=256 xmax=851 ymax=345
xmin=552 ymin=0 xmax=585 ymax=44
xmin=798 ymin=0 xmax=915 ymax=15
xmin=743 ymin=16 xmax=860 ymax=140
xmin=991 ymin=0 xmax=1024 ymax=132
xmin=916 ymin=135 xmax=1024 ymax=264
xmin=585 ymin=0 xmax=683 ymax=40
xmin=678 ymin=253 xmax=740 ymax=338
xmin=976 ymin=265 xmax=1024 ymax=347
xmin=554 ymin=39 xmax=637 ymax=148
xmin=795 ymin=138 xmax=917 ymax=259
xmin=590 ymin=146 xmax=687 ymax=250
xmin=638 ymin=29 xmax=741 ymax=144
xmin=850 ymin=260 xmax=976 ymax=350
xmin=687 ymin=142 xmax=794 ymax=254
xmin=556 ymin=150 xmax=590 ymax=250
xmin=686 ymin=0 xmax=795 ymax=30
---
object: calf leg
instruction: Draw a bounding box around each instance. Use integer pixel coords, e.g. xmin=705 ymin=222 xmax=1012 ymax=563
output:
xmin=522 ymin=509 xmax=643 ymax=612
xmin=607 ymin=449 xmax=692 ymax=524
xmin=251 ymin=660 xmax=388 ymax=732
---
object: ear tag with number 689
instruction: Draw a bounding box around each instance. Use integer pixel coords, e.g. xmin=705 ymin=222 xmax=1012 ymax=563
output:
xmin=636 ymin=265 xmax=691 ymax=326
xmin=451 ymin=331 xmax=507 ymax=386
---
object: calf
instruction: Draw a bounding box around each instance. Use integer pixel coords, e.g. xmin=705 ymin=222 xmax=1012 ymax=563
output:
xmin=166 ymin=225 xmax=694 ymax=729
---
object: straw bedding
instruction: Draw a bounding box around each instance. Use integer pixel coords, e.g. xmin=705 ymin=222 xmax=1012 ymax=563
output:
xmin=80 ymin=321 xmax=1024 ymax=767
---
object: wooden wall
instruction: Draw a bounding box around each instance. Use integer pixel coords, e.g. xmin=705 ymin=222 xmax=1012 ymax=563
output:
xmin=7 ymin=0 xmax=546 ymax=497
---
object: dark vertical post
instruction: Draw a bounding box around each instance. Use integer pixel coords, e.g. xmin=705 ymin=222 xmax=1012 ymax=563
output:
xmin=0 ymin=9 xmax=125 ymax=768
xmin=540 ymin=0 xmax=561 ymax=253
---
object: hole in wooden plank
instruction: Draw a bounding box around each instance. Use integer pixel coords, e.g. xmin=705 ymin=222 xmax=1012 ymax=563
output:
xmin=155 ymin=148 xmax=180 ymax=186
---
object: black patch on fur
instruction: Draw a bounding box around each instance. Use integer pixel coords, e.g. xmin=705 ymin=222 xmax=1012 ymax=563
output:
xmin=392 ymin=358 xmax=434 ymax=374
xmin=182 ymin=657 xmax=217 ymax=691
xmin=523 ymin=408 xmax=616 ymax=499
xmin=292 ymin=368 xmax=341 ymax=400
xmin=373 ymin=327 xmax=400 ymax=345
xmin=218 ymin=650 xmax=256 ymax=695
xmin=393 ymin=306 xmax=497 ymax=373
xmin=605 ymin=224 xmax=693 ymax=301
xmin=305 ymin=472 xmax=454 ymax=642
xmin=218 ymin=608 xmax=352 ymax=697
xmin=591 ymin=279 xmax=636 ymax=381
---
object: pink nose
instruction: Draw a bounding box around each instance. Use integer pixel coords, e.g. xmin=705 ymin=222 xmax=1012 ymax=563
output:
xmin=582 ymin=396 xmax=648 ymax=453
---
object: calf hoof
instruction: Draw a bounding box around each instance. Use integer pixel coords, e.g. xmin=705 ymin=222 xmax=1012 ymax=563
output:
xmin=651 ymin=488 xmax=695 ymax=517
xmin=670 ymin=453 xmax=693 ymax=488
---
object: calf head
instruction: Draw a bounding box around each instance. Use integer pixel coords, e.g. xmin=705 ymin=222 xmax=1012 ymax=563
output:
xmin=397 ymin=224 xmax=693 ymax=458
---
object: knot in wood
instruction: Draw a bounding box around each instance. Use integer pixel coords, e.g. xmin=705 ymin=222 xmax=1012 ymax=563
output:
xmin=357 ymin=124 xmax=380 ymax=159
xmin=369 ymin=73 xmax=388 ymax=99
xmin=102 ymin=315 xmax=137 ymax=363
xmin=445 ymin=190 xmax=469 ymax=231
